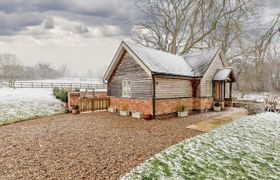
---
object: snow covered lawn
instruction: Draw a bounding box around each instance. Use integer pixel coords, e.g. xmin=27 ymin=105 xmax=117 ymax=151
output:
xmin=234 ymin=91 xmax=280 ymax=103
xmin=122 ymin=113 xmax=280 ymax=179
xmin=0 ymin=88 xmax=66 ymax=125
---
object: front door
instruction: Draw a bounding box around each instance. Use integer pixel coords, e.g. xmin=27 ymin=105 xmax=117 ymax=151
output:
xmin=214 ymin=81 xmax=224 ymax=100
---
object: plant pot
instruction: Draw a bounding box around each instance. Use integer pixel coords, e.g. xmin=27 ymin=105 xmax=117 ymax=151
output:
xmin=108 ymin=107 xmax=117 ymax=113
xmin=120 ymin=110 xmax=130 ymax=116
xmin=132 ymin=112 xmax=144 ymax=119
xmin=214 ymin=106 xmax=221 ymax=112
xmin=72 ymin=109 xmax=79 ymax=114
xmin=178 ymin=110 xmax=188 ymax=117
xmin=144 ymin=113 xmax=151 ymax=120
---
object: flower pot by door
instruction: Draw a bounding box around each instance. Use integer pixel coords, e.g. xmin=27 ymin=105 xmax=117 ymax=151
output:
xmin=120 ymin=110 xmax=130 ymax=116
xmin=144 ymin=113 xmax=151 ymax=120
xmin=72 ymin=109 xmax=78 ymax=114
xmin=214 ymin=106 xmax=221 ymax=112
xmin=178 ymin=111 xmax=188 ymax=117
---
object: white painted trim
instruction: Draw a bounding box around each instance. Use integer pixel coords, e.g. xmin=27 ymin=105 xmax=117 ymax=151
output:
xmin=218 ymin=50 xmax=228 ymax=67
xmin=203 ymin=49 xmax=225 ymax=78
xmin=103 ymin=41 xmax=152 ymax=80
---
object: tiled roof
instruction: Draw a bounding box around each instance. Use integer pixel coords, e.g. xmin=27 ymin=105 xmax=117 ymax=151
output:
xmin=125 ymin=42 xmax=220 ymax=77
xmin=125 ymin=42 xmax=194 ymax=77
xmin=213 ymin=68 xmax=233 ymax=81
xmin=182 ymin=48 xmax=220 ymax=76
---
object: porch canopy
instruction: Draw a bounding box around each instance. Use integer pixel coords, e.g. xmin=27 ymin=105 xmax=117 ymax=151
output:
xmin=213 ymin=68 xmax=235 ymax=100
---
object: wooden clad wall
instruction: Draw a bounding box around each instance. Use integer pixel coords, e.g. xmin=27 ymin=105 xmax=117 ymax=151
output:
xmin=155 ymin=77 xmax=192 ymax=99
xmin=201 ymin=53 xmax=225 ymax=97
xmin=107 ymin=52 xmax=153 ymax=99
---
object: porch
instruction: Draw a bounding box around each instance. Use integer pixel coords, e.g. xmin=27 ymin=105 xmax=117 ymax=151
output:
xmin=213 ymin=68 xmax=236 ymax=108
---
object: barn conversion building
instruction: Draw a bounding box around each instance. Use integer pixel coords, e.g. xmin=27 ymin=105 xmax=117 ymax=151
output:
xmin=104 ymin=41 xmax=235 ymax=118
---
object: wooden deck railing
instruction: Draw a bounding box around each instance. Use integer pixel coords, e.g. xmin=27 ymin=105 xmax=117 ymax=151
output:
xmin=79 ymin=97 xmax=110 ymax=112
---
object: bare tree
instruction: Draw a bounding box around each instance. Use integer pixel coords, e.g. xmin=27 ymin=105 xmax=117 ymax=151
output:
xmin=233 ymin=14 xmax=280 ymax=92
xmin=134 ymin=0 xmax=252 ymax=54
xmin=0 ymin=53 xmax=23 ymax=80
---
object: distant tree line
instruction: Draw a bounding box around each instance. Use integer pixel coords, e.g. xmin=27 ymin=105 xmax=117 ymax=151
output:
xmin=134 ymin=0 xmax=280 ymax=92
xmin=0 ymin=53 xmax=70 ymax=80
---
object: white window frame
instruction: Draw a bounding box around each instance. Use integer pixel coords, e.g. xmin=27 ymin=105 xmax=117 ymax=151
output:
xmin=122 ymin=80 xmax=131 ymax=97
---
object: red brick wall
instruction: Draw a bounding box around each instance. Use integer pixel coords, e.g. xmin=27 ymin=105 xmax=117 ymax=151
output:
xmin=95 ymin=92 xmax=107 ymax=98
xmin=109 ymin=97 xmax=213 ymax=115
xmin=155 ymin=97 xmax=213 ymax=115
xmin=110 ymin=97 xmax=153 ymax=114
xmin=68 ymin=92 xmax=81 ymax=109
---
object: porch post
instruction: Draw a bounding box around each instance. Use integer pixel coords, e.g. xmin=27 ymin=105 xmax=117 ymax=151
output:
xmin=223 ymin=81 xmax=226 ymax=100
xmin=229 ymin=82 xmax=232 ymax=99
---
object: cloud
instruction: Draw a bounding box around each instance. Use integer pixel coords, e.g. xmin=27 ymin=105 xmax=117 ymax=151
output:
xmin=0 ymin=11 xmax=44 ymax=35
xmin=0 ymin=0 xmax=141 ymax=38
xmin=75 ymin=24 xmax=89 ymax=34
xmin=43 ymin=17 xmax=55 ymax=29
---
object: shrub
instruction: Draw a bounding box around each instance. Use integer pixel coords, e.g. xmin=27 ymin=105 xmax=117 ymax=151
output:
xmin=177 ymin=105 xmax=188 ymax=112
xmin=119 ymin=104 xmax=128 ymax=111
xmin=53 ymin=88 xmax=68 ymax=103
xmin=71 ymin=103 xmax=79 ymax=109
xmin=214 ymin=102 xmax=221 ymax=107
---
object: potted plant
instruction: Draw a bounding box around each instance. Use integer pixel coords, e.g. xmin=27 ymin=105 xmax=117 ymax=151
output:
xmin=108 ymin=106 xmax=117 ymax=113
xmin=132 ymin=112 xmax=144 ymax=119
xmin=177 ymin=105 xmax=189 ymax=117
xmin=119 ymin=105 xmax=130 ymax=116
xmin=214 ymin=102 xmax=222 ymax=112
xmin=144 ymin=113 xmax=152 ymax=120
xmin=71 ymin=102 xmax=79 ymax=114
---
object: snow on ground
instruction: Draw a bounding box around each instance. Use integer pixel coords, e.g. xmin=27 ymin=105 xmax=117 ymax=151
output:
xmin=122 ymin=113 xmax=280 ymax=179
xmin=233 ymin=91 xmax=280 ymax=103
xmin=0 ymin=88 xmax=66 ymax=125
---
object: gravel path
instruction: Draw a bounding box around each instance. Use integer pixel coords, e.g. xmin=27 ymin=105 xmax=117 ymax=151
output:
xmin=0 ymin=109 xmax=239 ymax=179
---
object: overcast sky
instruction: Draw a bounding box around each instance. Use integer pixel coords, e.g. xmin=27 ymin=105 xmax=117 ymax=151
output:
xmin=0 ymin=0 xmax=279 ymax=76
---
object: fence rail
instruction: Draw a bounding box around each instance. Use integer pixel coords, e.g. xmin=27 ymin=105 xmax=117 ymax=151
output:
xmin=80 ymin=97 xmax=110 ymax=112
xmin=7 ymin=81 xmax=107 ymax=89
xmin=0 ymin=81 xmax=7 ymax=87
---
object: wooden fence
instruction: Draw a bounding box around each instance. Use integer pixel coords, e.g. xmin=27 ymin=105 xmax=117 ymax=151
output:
xmin=79 ymin=97 xmax=110 ymax=112
xmin=7 ymin=81 xmax=106 ymax=89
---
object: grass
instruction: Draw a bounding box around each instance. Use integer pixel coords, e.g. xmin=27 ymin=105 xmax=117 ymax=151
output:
xmin=0 ymin=88 xmax=66 ymax=125
xmin=122 ymin=112 xmax=280 ymax=179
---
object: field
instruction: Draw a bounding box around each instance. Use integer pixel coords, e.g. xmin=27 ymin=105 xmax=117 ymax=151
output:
xmin=0 ymin=88 xmax=66 ymax=125
xmin=233 ymin=91 xmax=280 ymax=103
xmin=122 ymin=112 xmax=280 ymax=179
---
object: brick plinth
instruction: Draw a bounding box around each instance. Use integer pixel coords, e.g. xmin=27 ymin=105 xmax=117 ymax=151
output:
xmin=225 ymin=99 xmax=233 ymax=107
xmin=155 ymin=97 xmax=213 ymax=115
xmin=109 ymin=97 xmax=213 ymax=116
xmin=110 ymin=97 xmax=153 ymax=114
xmin=68 ymin=92 xmax=81 ymax=109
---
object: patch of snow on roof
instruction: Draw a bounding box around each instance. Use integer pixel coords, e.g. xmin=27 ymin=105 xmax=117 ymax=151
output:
xmin=125 ymin=42 xmax=195 ymax=77
xmin=183 ymin=48 xmax=220 ymax=76
xmin=213 ymin=68 xmax=232 ymax=81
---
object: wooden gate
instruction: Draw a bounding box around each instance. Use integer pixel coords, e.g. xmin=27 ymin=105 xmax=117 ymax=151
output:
xmin=79 ymin=97 xmax=110 ymax=112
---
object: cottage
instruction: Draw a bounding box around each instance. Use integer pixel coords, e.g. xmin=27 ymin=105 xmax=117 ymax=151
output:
xmin=104 ymin=41 xmax=235 ymax=118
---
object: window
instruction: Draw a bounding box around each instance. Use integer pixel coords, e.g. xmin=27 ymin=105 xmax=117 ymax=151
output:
xmin=122 ymin=80 xmax=131 ymax=97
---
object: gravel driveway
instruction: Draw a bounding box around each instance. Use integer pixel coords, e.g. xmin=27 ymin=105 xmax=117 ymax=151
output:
xmin=0 ymin=110 xmax=235 ymax=179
